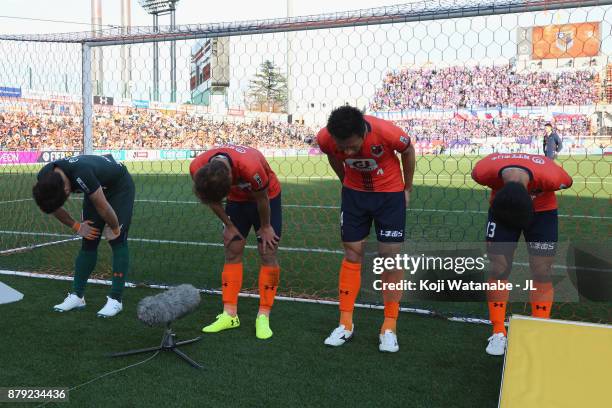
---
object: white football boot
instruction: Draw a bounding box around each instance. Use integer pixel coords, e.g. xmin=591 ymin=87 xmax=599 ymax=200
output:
xmin=97 ymin=296 xmax=123 ymax=318
xmin=53 ymin=293 xmax=86 ymax=312
xmin=486 ymin=333 xmax=507 ymax=356
xmin=378 ymin=330 xmax=399 ymax=353
xmin=324 ymin=324 xmax=354 ymax=346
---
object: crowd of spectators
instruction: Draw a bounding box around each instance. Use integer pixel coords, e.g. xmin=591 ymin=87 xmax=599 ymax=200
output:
xmin=94 ymin=109 xmax=314 ymax=150
xmin=398 ymin=115 xmax=598 ymax=153
xmin=0 ymin=103 xmax=82 ymax=151
xmin=396 ymin=115 xmax=589 ymax=143
xmin=370 ymin=65 xmax=600 ymax=111
xmin=0 ymin=101 xmax=598 ymax=152
xmin=0 ymin=64 xmax=602 ymax=154
xmin=0 ymin=101 xmax=314 ymax=150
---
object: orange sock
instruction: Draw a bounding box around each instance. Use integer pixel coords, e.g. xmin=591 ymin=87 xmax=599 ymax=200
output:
xmin=487 ymin=278 xmax=509 ymax=336
xmin=258 ymin=265 xmax=280 ymax=315
xmin=339 ymin=259 xmax=361 ymax=331
xmin=380 ymin=302 xmax=399 ymax=333
xmin=221 ymin=263 xmax=243 ymax=315
xmin=531 ymin=281 xmax=554 ymax=319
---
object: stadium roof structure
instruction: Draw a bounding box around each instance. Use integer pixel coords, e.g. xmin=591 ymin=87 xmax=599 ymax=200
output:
xmin=0 ymin=0 xmax=609 ymax=45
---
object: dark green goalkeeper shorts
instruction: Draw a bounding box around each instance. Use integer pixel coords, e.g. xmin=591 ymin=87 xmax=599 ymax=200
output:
xmin=81 ymin=171 xmax=135 ymax=248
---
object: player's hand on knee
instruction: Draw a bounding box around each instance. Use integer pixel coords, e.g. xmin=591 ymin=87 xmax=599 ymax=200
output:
xmin=257 ymin=225 xmax=279 ymax=254
xmin=103 ymin=224 xmax=122 ymax=241
xmin=223 ymin=224 xmax=244 ymax=246
xmin=73 ymin=220 xmax=100 ymax=240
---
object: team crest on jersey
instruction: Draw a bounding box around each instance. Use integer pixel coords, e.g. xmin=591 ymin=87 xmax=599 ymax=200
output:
xmin=226 ymin=145 xmax=247 ymax=154
xmin=531 ymin=157 xmax=545 ymax=165
xmin=370 ymin=144 xmax=384 ymax=157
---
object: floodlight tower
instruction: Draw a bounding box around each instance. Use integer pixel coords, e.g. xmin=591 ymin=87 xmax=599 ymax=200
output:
xmin=121 ymin=0 xmax=132 ymax=99
xmin=138 ymin=0 xmax=180 ymax=102
xmin=91 ymin=0 xmax=104 ymax=95
xmin=286 ymin=0 xmax=293 ymax=116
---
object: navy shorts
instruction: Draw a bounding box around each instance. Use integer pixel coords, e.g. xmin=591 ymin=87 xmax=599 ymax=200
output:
xmin=341 ymin=187 xmax=406 ymax=243
xmin=485 ymin=208 xmax=558 ymax=256
xmin=225 ymin=193 xmax=282 ymax=242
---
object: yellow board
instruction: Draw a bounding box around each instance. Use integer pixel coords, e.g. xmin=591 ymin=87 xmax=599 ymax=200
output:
xmin=499 ymin=315 xmax=612 ymax=408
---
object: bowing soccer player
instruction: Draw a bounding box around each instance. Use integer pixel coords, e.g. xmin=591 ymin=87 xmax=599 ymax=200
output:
xmin=471 ymin=153 xmax=572 ymax=355
xmin=32 ymin=154 xmax=135 ymax=317
xmin=317 ymin=106 xmax=415 ymax=352
xmin=190 ymin=145 xmax=281 ymax=340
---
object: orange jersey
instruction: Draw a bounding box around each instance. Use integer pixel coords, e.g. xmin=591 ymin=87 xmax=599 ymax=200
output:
xmin=317 ymin=115 xmax=411 ymax=192
xmin=189 ymin=145 xmax=281 ymax=202
xmin=471 ymin=153 xmax=573 ymax=212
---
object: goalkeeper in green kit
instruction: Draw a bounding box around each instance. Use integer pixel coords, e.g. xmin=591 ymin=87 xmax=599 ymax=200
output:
xmin=32 ymin=154 xmax=135 ymax=318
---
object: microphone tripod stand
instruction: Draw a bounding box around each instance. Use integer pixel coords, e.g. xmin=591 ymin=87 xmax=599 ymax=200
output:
xmin=109 ymin=324 xmax=203 ymax=369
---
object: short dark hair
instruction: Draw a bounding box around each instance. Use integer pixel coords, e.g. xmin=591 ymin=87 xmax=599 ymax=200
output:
xmin=326 ymin=106 xmax=366 ymax=141
xmin=544 ymin=123 xmax=553 ymax=128
xmin=193 ymin=159 xmax=231 ymax=204
xmin=491 ymin=182 xmax=534 ymax=230
xmin=32 ymin=171 xmax=68 ymax=214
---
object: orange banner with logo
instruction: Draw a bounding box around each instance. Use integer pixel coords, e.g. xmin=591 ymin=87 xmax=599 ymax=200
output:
xmin=532 ymin=22 xmax=600 ymax=59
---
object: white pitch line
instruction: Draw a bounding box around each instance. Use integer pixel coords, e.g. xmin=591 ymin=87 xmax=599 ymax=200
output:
xmin=0 ymin=198 xmax=32 ymax=205
xmin=0 ymin=237 xmax=80 ymax=255
xmin=281 ymin=205 xmax=612 ymax=220
xmin=36 ymin=173 xmax=611 ymax=184
xmin=0 ymin=269 xmax=486 ymax=324
xmin=131 ymin=237 xmax=343 ymax=254
xmin=0 ymin=230 xmax=70 ymax=238
xmin=131 ymin=173 xmax=612 ymax=180
xmin=278 ymin=176 xmax=611 ymax=184
xmin=0 ymin=230 xmax=343 ymax=254
xmin=74 ymin=197 xmax=612 ymax=220
xmin=2 ymin=198 xmax=610 ymax=220
xmin=0 ymin=230 xmax=609 ymax=273
xmin=135 ymin=198 xmax=198 ymax=204
xmin=0 ymin=195 xmax=609 ymax=220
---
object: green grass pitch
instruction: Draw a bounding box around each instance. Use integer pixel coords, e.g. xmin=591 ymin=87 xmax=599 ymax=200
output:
xmin=0 ymin=153 xmax=609 ymax=406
